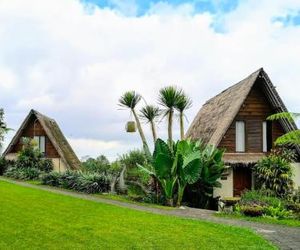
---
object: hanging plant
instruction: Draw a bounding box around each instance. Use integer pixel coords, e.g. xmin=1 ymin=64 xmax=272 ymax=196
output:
xmin=126 ymin=121 xmax=136 ymax=133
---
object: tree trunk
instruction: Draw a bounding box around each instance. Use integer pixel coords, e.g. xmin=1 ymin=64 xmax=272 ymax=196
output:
xmin=150 ymin=121 xmax=157 ymax=144
xmin=166 ymin=198 xmax=174 ymax=207
xmin=132 ymin=109 xmax=149 ymax=152
xmin=180 ymin=112 xmax=184 ymax=140
xmin=177 ymin=183 xmax=185 ymax=207
xmin=168 ymin=108 xmax=174 ymax=148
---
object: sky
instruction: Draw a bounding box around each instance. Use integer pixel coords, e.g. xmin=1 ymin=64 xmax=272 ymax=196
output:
xmin=1 ymin=0 xmax=300 ymax=161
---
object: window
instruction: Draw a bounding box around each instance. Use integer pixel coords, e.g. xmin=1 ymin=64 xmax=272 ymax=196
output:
xmin=34 ymin=136 xmax=46 ymax=155
xmin=236 ymin=121 xmax=245 ymax=152
xmin=262 ymin=122 xmax=267 ymax=152
xmin=262 ymin=121 xmax=272 ymax=152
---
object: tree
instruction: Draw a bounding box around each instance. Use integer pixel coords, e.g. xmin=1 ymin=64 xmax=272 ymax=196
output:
xmin=267 ymin=112 xmax=300 ymax=146
xmin=158 ymin=86 xmax=182 ymax=147
xmin=140 ymin=105 xmax=160 ymax=143
xmin=119 ymin=91 xmax=150 ymax=154
xmin=0 ymin=109 xmax=11 ymax=154
xmin=81 ymin=155 xmax=110 ymax=173
xmin=175 ymin=92 xmax=192 ymax=140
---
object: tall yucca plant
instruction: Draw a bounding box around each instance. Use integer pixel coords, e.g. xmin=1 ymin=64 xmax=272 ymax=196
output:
xmin=267 ymin=112 xmax=300 ymax=146
xmin=119 ymin=91 xmax=149 ymax=153
xmin=158 ymin=86 xmax=183 ymax=147
xmin=140 ymin=105 xmax=160 ymax=143
xmin=0 ymin=108 xmax=12 ymax=153
xmin=175 ymin=92 xmax=192 ymax=140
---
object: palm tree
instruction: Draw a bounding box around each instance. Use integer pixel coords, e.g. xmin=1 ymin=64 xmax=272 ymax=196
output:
xmin=175 ymin=92 xmax=192 ymax=140
xmin=0 ymin=108 xmax=12 ymax=153
xmin=158 ymin=86 xmax=182 ymax=147
xmin=119 ymin=91 xmax=149 ymax=153
xmin=267 ymin=112 xmax=300 ymax=146
xmin=140 ymin=105 xmax=160 ymax=143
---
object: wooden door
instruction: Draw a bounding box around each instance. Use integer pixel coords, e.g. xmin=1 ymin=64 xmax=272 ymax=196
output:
xmin=233 ymin=167 xmax=252 ymax=197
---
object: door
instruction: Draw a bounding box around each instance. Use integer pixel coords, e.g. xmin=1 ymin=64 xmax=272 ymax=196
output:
xmin=233 ymin=167 xmax=252 ymax=197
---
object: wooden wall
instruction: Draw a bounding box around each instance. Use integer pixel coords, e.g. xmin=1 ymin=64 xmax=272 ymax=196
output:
xmin=218 ymin=81 xmax=285 ymax=153
xmin=11 ymin=116 xmax=60 ymax=158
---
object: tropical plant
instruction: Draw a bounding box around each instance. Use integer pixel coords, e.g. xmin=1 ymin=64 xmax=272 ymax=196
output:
xmin=140 ymin=105 xmax=160 ymax=143
xmin=187 ymin=145 xmax=225 ymax=208
xmin=267 ymin=112 xmax=300 ymax=146
xmin=175 ymin=140 xmax=202 ymax=206
xmin=175 ymin=92 xmax=192 ymax=140
xmin=119 ymin=91 xmax=150 ymax=154
xmin=158 ymin=86 xmax=183 ymax=147
xmin=4 ymin=167 xmax=41 ymax=180
xmin=254 ymin=152 xmax=294 ymax=198
xmin=41 ymin=170 xmax=111 ymax=194
xmin=139 ymin=139 xmax=178 ymax=206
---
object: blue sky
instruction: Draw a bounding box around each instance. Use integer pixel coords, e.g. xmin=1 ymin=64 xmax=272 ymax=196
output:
xmin=1 ymin=0 xmax=300 ymax=160
xmin=82 ymin=0 xmax=239 ymax=16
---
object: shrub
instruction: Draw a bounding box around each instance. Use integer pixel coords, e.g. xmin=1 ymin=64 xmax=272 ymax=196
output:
xmin=263 ymin=206 xmax=292 ymax=219
xmin=240 ymin=205 xmax=264 ymax=217
xmin=4 ymin=167 xmax=41 ymax=180
xmin=239 ymin=190 xmax=282 ymax=208
xmin=254 ymin=152 xmax=294 ymax=198
xmin=41 ymin=171 xmax=111 ymax=194
xmin=0 ymin=157 xmax=14 ymax=175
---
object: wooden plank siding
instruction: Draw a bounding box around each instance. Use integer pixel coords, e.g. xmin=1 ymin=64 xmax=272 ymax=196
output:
xmin=11 ymin=116 xmax=60 ymax=158
xmin=218 ymin=82 xmax=285 ymax=153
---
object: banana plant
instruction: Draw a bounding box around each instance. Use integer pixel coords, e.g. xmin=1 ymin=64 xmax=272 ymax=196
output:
xmin=139 ymin=139 xmax=177 ymax=206
xmin=176 ymin=140 xmax=202 ymax=206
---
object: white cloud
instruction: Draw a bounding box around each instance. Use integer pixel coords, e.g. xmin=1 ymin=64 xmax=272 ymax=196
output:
xmin=1 ymin=0 xmax=300 ymax=159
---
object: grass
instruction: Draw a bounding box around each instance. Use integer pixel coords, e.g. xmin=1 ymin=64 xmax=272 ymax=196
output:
xmin=0 ymin=180 xmax=275 ymax=250
xmin=216 ymin=212 xmax=300 ymax=228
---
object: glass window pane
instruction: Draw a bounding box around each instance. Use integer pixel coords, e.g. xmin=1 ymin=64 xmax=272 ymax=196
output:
xmin=236 ymin=121 xmax=245 ymax=152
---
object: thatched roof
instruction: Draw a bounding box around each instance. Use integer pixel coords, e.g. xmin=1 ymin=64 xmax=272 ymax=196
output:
xmin=223 ymin=153 xmax=266 ymax=164
xmin=3 ymin=109 xmax=80 ymax=170
xmin=186 ymin=68 xmax=298 ymax=148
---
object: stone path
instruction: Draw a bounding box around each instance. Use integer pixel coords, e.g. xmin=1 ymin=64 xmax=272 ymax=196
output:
xmin=1 ymin=177 xmax=300 ymax=250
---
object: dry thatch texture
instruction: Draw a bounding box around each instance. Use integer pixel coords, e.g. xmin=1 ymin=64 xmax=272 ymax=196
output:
xmin=223 ymin=153 xmax=266 ymax=164
xmin=186 ymin=68 xmax=298 ymax=150
xmin=186 ymin=68 xmax=261 ymax=146
xmin=4 ymin=109 xmax=80 ymax=170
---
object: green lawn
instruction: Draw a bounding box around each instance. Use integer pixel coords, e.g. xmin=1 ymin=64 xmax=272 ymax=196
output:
xmin=0 ymin=180 xmax=275 ymax=250
xmin=216 ymin=212 xmax=300 ymax=228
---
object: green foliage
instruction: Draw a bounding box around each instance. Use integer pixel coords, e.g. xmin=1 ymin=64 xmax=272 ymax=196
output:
xmin=239 ymin=190 xmax=282 ymax=208
xmin=41 ymin=170 xmax=111 ymax=194
xmin=119 ymin=149 xmax=147 ymax=169
xmin=263 ymin=206 xmax=292 ymax=219
xmin=139 ymin=139 xmax=225 ymax=207
xmin=0 ymin=108 xmax=12 ymax=149
xmin=187 ymin=145 xmax=225 ymax=208
xmin=0 ymin=157 xmax=14 ymax=175
xmin=254 ymin=152 xmax=294 ymax=198
xmin=118 ymin=91 xmax=142 ymax=109
xmin=81 ymin=155 xmax=110 ymax=174
xmin=267 ymin=112 xmax=300 ymax=146
xmin=140 ymin=105 xmax=161 ymax=123
xmin=4 ymin=167 xmax=41 ymax=180
xmin=15 ymin=138 xmax=53 ymax=173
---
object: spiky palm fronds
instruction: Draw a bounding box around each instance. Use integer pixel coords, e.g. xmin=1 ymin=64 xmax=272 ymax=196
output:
xmin=158 ymin=86 xmax=183 ymax=113
xmin=158 ymin=86 xmax=183 ymax=146
xmin=267 ymin=112 xmax=300 ymax=122
xmin=118 ymin=91 xmax=142 ymax=109
xmin=275 ymin=130 xmax=300 ymax=146
xmin=140 ymin=105 xmax=160 ymax=143
xmin=140 ymin=105 xmax=161 ymax=123
xmin=175 ymin=93 xmax=192 ymax=112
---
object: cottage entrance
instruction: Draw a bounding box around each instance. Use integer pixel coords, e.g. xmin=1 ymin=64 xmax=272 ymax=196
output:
xmin=233 ymin=167 xmax=252 ymax=197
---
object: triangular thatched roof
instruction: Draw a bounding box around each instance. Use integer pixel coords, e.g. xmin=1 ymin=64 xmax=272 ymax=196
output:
xmin=186 ymin=68 xmax=298 ymax=148
xmin=4 ymin=109 xmax=80 ymax=170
